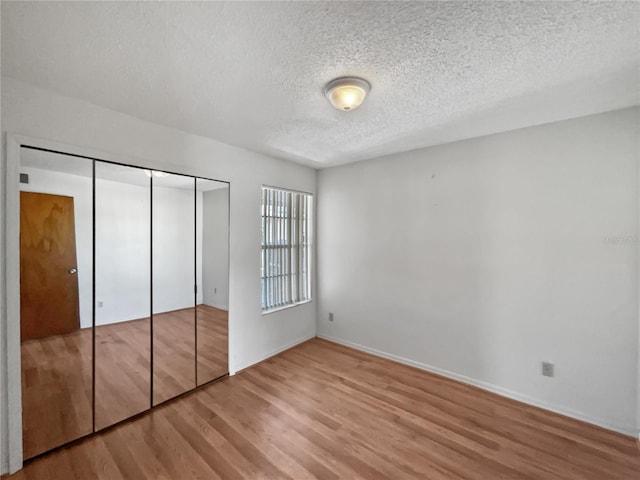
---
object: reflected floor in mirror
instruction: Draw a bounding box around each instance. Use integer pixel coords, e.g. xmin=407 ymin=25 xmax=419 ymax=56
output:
xmin=197 ymin=305 xmax=229 ymax=385
xmin=153 ymin=307 xmax=195 ymax=406
xmin=95 ymin=317 xmax=151 ymax=431
xmin=21 ymin=330 xmax=92 ymax=460
xmin=21 ymin=305 xmax=228 ymax=459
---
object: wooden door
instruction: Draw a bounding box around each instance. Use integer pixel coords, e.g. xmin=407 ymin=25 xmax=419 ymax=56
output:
xmin=20 ymin=192 xmax=81 ymax=341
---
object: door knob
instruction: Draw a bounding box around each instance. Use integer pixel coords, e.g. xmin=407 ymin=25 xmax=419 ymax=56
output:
xmin=69 ymin=268 xmax=77 ymax=274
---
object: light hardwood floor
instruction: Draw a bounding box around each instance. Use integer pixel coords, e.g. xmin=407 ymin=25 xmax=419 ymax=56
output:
xmin=8 ymin=338 xmax=639 ymax=479
xmin=20 ymin=305 xmax=228 ymax=460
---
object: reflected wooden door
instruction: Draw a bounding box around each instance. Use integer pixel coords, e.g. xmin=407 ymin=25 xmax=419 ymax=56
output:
xmin=20 ymin=192 xmax=80 ymax=341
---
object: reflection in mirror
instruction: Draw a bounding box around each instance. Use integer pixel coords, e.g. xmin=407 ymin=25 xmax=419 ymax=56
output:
xmin=196 ymin=179 xmax=229 ymax=385
xmin=19 ymin=148 xmax=93 ymax=458
xmin=94 ymin=162 xmax=151 ymax=430
xmin=152 ymin=173 xmax=196 ymax=405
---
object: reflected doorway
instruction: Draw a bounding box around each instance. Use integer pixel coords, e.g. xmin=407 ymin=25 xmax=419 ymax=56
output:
xmin=20 ymin=192 xmax=81 ymax=341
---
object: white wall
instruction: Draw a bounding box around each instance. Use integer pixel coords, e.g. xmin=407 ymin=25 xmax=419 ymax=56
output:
xmin=203 ymin=188 xmax=230 ymax=309
xmin=152 ymin=185 xmax=204 ymax=315
xmin=317 ymin=107 xmax=640 ymax=435
xmin=1 ymin=77 xmax=317 ymax=473
xmin=94 ymin=173 xmax=151 ymax=325
xmin=18 ymin=167 xmax=203 ymax=328
xmin=95 ymin=177 xmax=204 ymax=324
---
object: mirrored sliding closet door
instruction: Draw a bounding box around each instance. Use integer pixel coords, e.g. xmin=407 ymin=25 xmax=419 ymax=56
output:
xmin=152 ymin=173 xmax=196 ymax=405
xmin=19 ymin=149 xmax=94 ymax=459
xmin=196 ymin=179 xmax=229 ymax=385
xmin=94 ymin=162 xmax=152 ymax=430
xmin=18 ymin=145 xmax=230 ymax=459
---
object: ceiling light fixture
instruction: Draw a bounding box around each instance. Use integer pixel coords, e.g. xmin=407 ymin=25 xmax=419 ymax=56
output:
xmin=324 ymin=76 xmax=371 ymax=112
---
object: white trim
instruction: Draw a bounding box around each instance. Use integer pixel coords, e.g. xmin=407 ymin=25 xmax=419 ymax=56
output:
xmin=1 ymin=130 xmax=5 ymax=476
xmin=637 ymin=119 xmax=640 ymax=442
xmin=204 ymin=302 xmax=229 ymax=311
xmin=5 ymin=134 xmax=23 ymax=473
xmin=318 ymin=334 xmax=637 ymax=437
xmin=261 ymin=184 xmax=314 ymax=197
xmin=230 ymin=332 xmax=314 ymax=375
xmin=262 ymin=299 xmax=312 ymax=316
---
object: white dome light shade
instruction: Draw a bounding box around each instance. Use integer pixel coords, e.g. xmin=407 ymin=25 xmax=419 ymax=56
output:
xmin=324 ymin=77 xmax=371 ymax=111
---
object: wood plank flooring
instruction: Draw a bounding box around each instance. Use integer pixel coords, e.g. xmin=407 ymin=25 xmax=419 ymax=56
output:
xmin=20 ymin=326 xmax=93 ymax=458
xmin=8 ymin=338 xmax=639 ymax=479
xmin=197 ymin=304 xmax=229 ymax=385
xmin=20 ymin=305 xmax=228 ymax=459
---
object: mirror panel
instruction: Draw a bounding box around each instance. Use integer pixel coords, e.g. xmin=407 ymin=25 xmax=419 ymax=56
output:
xmin=94 ymin=162 xmax=151 ymax=430
xmin=196 ymin=179 xmax=229 ymax=385
xmin=152 ymin=173 xmax=196 ymax=405
xmin=19 ymin=148 xmax=94 ymax=458
xmin=18 ymin=147 xmax=231 ymax=454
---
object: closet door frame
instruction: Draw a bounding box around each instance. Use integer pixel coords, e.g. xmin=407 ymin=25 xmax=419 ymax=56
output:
xmin=4 ymin=134 xmax=230 ymax=473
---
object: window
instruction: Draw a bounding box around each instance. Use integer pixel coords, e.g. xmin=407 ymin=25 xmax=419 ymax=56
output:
xmin=261 ymin=186 xmax=312 ymax=312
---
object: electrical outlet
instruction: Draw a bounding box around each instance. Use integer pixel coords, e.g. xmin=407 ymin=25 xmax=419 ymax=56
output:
xmin=97 ymin=301 xmax=104 ymax=308
xmin=542 ymin=361 xmax=554 ymax=377
xmin=214 ymin=288 xmax=217 ymax=294
xmin=328 ymin=312 xmax=334 ymax=322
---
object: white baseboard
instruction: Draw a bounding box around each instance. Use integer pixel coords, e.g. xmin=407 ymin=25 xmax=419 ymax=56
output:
xmin=317 ymin=334 xmax=637 ymax=437
xmin=204 ymin=302 xmax=229 ymax=311
xmin=230 ymin=333 xmax=315 ymax=375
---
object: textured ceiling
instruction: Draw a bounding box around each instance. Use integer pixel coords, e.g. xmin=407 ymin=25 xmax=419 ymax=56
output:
xmin=2 ymin=1 xmax=639 ymax=168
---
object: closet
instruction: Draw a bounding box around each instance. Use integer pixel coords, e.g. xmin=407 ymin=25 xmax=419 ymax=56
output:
xmin=19 ymin=146 xmax=230 ymax=459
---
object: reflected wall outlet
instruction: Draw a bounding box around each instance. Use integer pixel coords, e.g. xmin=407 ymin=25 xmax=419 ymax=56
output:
xmin=328 ymin=312 xmax=334 ymax=322
xmin=97 ymin=301 xmax=104 ymax=308
xmin=542 ymin=361 xmax=554 ymax=377
xmin=214 ymin=288 xmax=217 ymax=294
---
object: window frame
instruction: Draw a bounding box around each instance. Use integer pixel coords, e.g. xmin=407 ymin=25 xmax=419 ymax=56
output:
xmin=260 ymin=185 xmax=313 ymax=314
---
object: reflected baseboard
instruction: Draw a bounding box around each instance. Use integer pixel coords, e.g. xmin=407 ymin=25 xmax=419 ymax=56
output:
xmin=38 ymin=304 xmax=228 ymax=334
xmin=93 ymin=305 xmax=216 ymax=328
xmin=200 ymin=302 xmax=228 ymax=311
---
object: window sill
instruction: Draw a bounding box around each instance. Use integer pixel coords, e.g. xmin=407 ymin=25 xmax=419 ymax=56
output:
xmin=262 ymin=299 xmax=312 ymax=316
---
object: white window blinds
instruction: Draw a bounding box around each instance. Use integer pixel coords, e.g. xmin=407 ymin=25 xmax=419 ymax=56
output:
xmin=261 ymin=186 xmax=312 ymax=311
